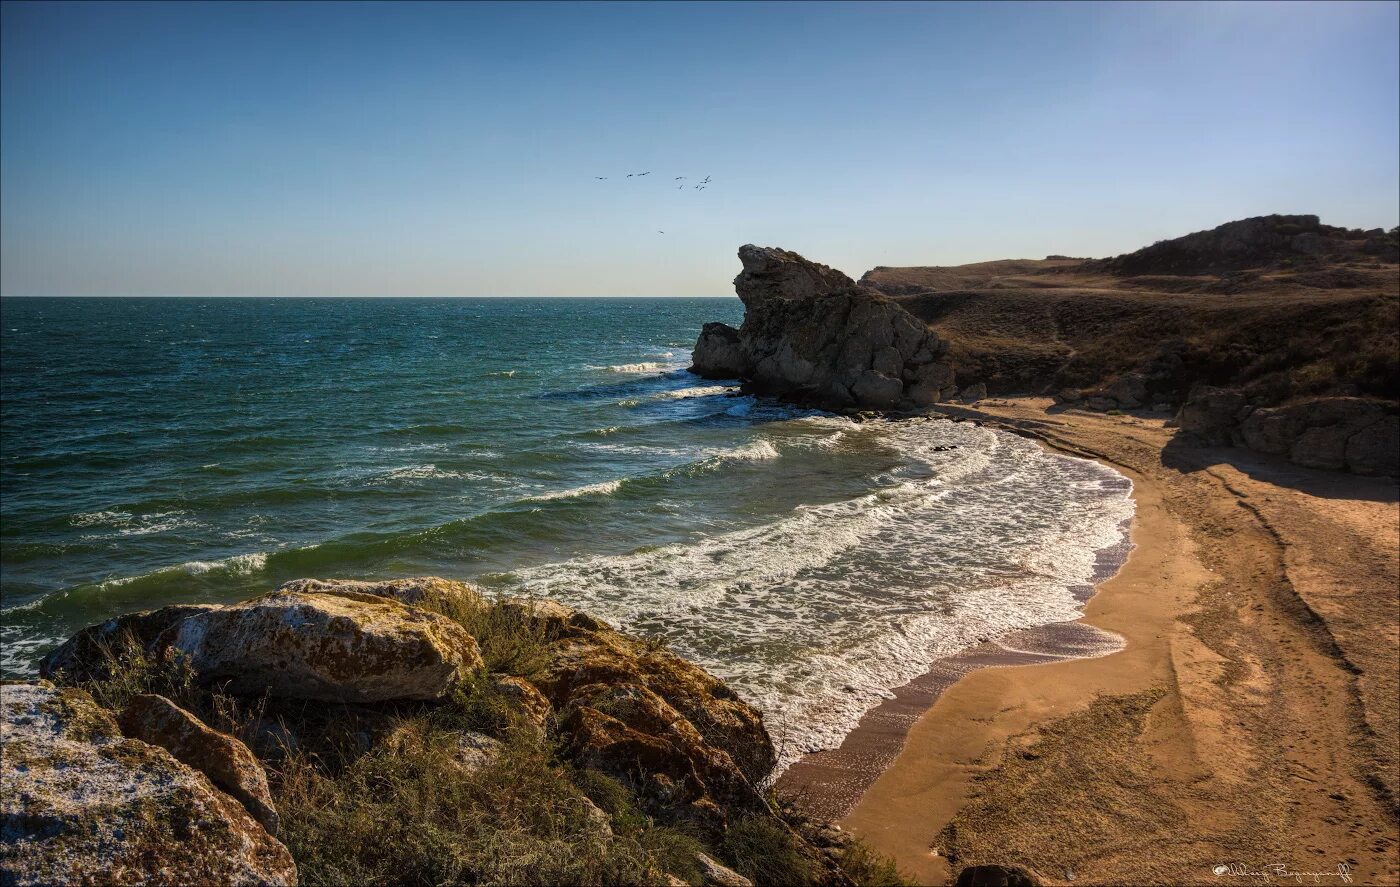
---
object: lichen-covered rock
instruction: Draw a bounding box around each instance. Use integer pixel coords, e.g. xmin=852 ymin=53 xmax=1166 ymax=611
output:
xmin=118 ymin=693 xmax=279 ymax=834
xmin=1240 ymin=397 xmax=1398 ymax=475
xmin=691 ymin=245 xmax=955 ymax=411
xmin=38 ymin=604 xmax=220 ymax=682
xmin=169 ymin=589 xmax=484 ymax=702
xmin=526 ymin=602 xmax=775 ymax=829
xmin=1 ymin=681 xmax=296 ymax=887
xmin=275 ymin=575 xmax=480 ymax=608
xmin=489 ymin=674 xmax=553 ymax=729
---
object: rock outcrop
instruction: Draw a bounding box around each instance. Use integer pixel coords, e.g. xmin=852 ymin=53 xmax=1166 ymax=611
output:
xmin=1 ymin=681 xmax=296 ymax=887
xmin=517 ymin=599 xmax=776 ymax=830
xmin=691 ymin=245 xmax=957 ymax=410
xmin=21 ymin=580 xmax=869 ymax=886
xmin=170 ymin=589 xmax=484 ymax=702
xmin=1102 ymin=214 xmax=1399 ymax=275
xmin=118 ymin=693 xmax=280 ymax=834
xmin=1176 ymin=390 xmax=1399 ymax=476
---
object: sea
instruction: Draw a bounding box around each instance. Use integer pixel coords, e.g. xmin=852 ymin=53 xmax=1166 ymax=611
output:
xmin=0 ymin=296 xmax=1134 ymax=770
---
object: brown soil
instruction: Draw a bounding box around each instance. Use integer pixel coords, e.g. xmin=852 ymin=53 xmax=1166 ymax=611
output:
xmin=792 ymin=399 xmax=1399 ymax=886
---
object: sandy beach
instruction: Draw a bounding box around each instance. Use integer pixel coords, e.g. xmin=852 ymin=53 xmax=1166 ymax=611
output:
xmin=784 ymin=398 xmax=1399 ymax=886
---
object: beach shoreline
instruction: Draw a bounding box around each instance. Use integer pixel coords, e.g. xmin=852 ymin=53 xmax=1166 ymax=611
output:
xmin=784 ymin=398 xmax=1399 ymax=886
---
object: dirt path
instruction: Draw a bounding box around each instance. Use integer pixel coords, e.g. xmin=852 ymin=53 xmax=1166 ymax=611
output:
xmin=840 ymin=399 xmax=1399 ymax=886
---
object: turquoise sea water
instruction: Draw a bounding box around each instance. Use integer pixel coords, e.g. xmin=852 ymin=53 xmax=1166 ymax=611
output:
xmin=1 ymin=296 xmax=1132 ymax=767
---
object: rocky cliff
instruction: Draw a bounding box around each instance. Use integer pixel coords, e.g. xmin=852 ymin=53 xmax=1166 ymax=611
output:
xmin=691 ymin=245 xmax=959 ymax=410
xmin=6 ymin=578 xmax=891 ymax=886
xmin=719 ymin=215 xmax=1397 ymax=476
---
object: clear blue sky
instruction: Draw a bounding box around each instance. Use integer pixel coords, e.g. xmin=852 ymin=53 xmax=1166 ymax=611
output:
xmin=2 ymin=0 xmax=1397 ymax=296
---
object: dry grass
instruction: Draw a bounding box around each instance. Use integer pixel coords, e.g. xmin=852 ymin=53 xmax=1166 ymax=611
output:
xmin=58 ymin=592 xmax=911 ymax=885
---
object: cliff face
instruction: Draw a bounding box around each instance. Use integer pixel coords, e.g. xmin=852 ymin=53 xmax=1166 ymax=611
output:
xmin=691 ymin=245 xmax=958 ymax=410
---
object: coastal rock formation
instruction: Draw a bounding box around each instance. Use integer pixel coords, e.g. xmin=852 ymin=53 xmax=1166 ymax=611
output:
xmin=170 ymin=589 xmax=484 ymax=702
xmin=24 ymin=580 xmax=874 ymax=885
xmin=0 ymin=681 xmax=296 ymax=887
xmin=38 ymin=603 xmax=220 ymax=682
xmin=118 ymin=693 xmax=280 ymax=834
xmin=691 ymin=245 xmax=957 ymax=410
xmin=1177 ymin=390 xmax=1399 ymax=476
xmin=521 ymin=599 xmax=776 ymax=828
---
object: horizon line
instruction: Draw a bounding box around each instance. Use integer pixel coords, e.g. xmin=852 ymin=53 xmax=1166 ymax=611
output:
xmin=0 ymin=293 xmax=740 ymax=299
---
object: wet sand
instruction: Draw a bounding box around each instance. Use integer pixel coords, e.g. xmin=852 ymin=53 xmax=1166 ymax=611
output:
xmin=781 ymin=399 xmax=1399 ymax=886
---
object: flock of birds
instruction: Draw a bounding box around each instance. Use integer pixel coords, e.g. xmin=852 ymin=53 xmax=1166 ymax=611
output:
xmin=592 ymin=172 xmax=714 ymax=233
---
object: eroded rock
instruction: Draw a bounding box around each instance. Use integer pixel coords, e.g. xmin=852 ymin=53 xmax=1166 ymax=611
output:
xmin=1 ymin=681 xmax=296 ymax=887
xmin=525 ymin=601 xmax=774 ymax=829
xmin=118 ymin=693 xmax=279 ymax=834
xmin=692 ymin=245 xmax=955 ymax=411
xmin=169 ymin=589 xmax=484 ymax=702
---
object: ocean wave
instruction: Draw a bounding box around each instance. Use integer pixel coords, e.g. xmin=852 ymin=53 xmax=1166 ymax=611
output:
xmin=178 ymin=552 xmax=269 ymax=576
xmin=524 ymin=479 xmax=626 ymax=502
xmin=597 ymin=362 xmax=666 ymax=373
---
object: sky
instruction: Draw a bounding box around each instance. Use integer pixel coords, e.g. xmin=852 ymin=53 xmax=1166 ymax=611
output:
xmin=2 ymin=1 xmax=1397 ymax=297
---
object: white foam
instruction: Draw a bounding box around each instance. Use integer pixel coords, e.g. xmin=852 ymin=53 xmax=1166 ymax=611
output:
xmin=70 ymin=510 xmax=132 ymax=528
xmin=525 ymin=479 xmax=626 ymax=502
xmin=596 ymin=361 xmax=666 ymax=373
xmin=497 ymin=419 xmax=1134 ymax=775
xmin=373 ymin=464 xmax=477 ymax=483
xmin=179 ymin=552 xmax=268 ymax=576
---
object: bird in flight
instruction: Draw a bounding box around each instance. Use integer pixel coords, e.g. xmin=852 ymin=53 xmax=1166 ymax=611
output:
xmin=638 ymin=171 xmax=651 ymax=176
xmin=674 ymin=176 xmax=686 ymax=180
xmin=595 ymin=176 xmax=607 ymax=180
xmin=657 ymin=230 xmax=664 ymax=234
xmin=625 ymin=173 xmax=634 ymax=177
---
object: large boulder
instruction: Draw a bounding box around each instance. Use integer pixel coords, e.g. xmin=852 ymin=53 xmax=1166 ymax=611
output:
xmin=518 ymin=600 xmax=775 ymax=829
xmin=38 ymin=604 xmax=220 ymax=682
xmin=118 ymin=693 xmax=279 ymax=834
xmin=1 ymin=681 xmax=296 ymax=886
xmin=169 ymin=589 xmax=484 ymax=702
xmin=691 ymin=245 xmax=956 ymax=411
xmin=1177 ymin=391 xmax=1398 ymax=476
xmin=1240 ymin=397 xmax=1397 ymax=474
xmin=1175 ymin=386 xmax=1249 ymax=445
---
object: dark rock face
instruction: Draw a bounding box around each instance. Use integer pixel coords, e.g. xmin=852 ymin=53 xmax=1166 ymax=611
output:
xmin=690 ymin=322 xmax=748 ymax=378
xmin=1102 ymin=214 xmax=1398 ymax=275
xmin=1177 ymin=389 xmax=1399 ymax=476
xmin=692 ymin=245 xmax=956 ymax=410
xmin=953 ymin=864 xmax=1039 ymax=887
